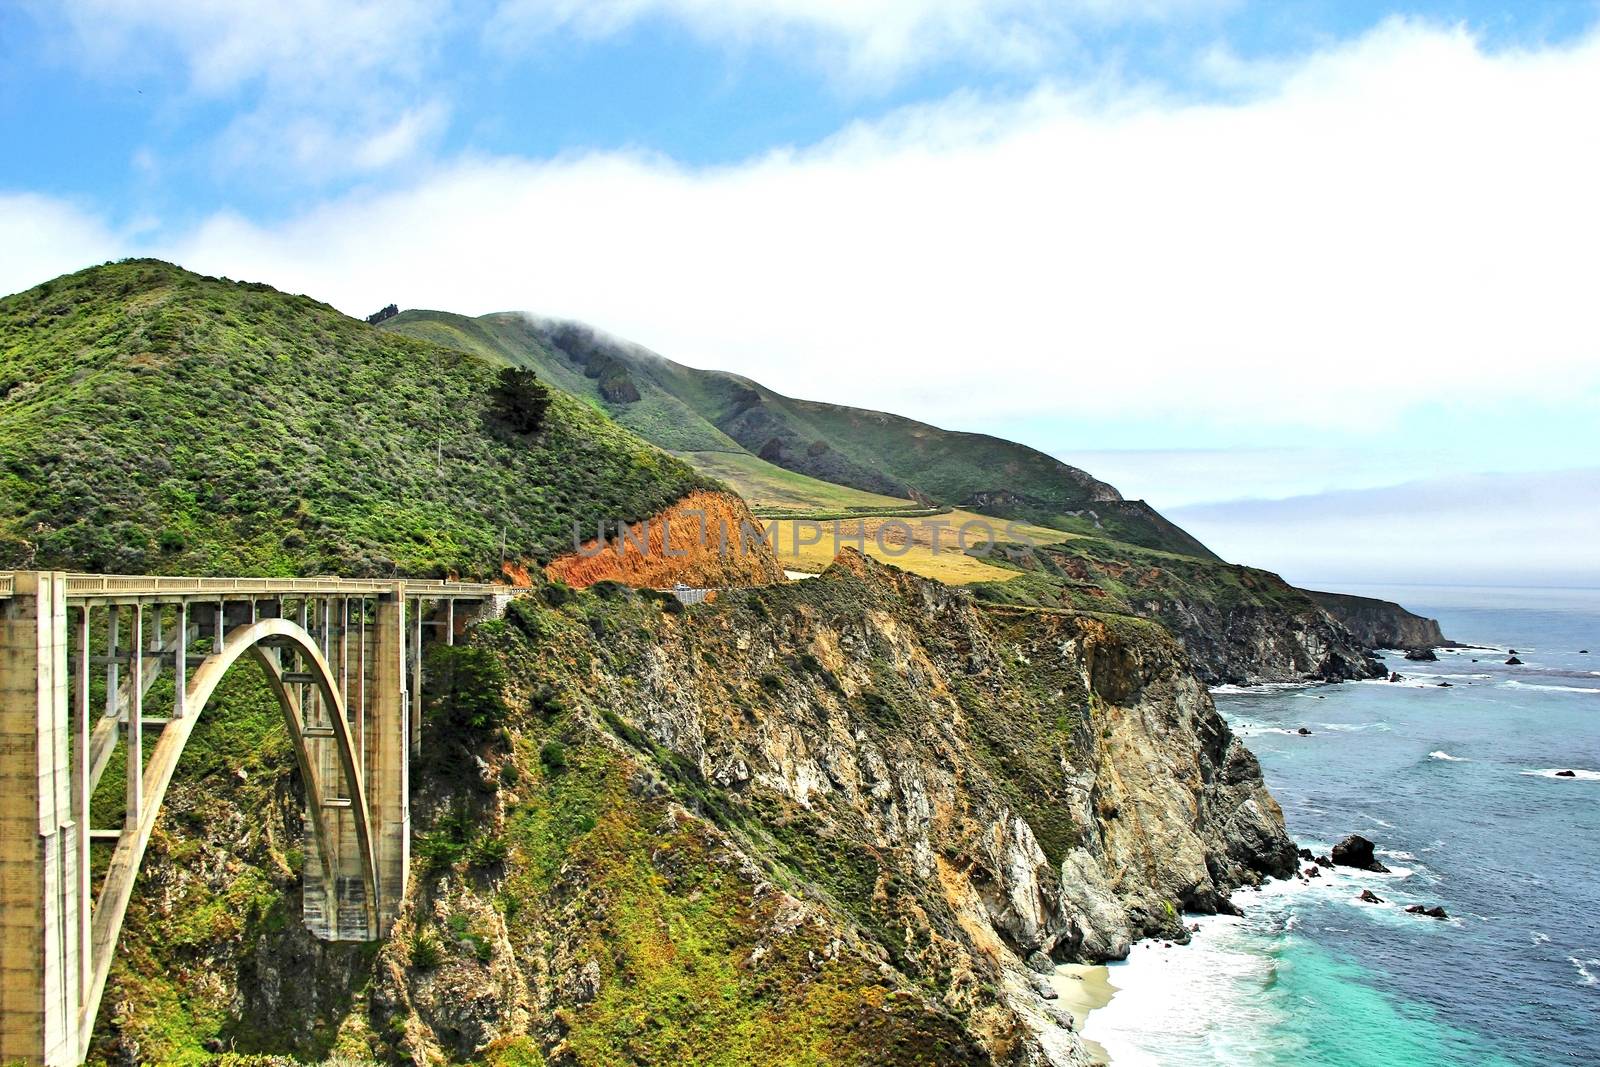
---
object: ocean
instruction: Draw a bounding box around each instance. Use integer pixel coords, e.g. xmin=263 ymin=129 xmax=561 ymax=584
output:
xmin=1077 ymin=584 xmax=1600 ymax=1066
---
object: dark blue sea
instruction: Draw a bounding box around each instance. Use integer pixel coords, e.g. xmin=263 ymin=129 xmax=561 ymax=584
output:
xmin=1080 ymin=585 xmax=1600 ymax=1065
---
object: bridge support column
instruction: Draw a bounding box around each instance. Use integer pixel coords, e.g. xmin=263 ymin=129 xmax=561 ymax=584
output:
xmin=300 ymin=589 xmax=408 ymax=940
xmin=371 ymin=590 xmax=409 ymax=932
xmin=0 ymin=572 xmax=79 ymax=1066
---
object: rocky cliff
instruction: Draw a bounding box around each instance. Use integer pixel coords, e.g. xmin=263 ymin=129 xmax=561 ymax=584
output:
xmin=1306 ymin=590 xmax=1448 ymax=651
xmin=975 ymin=541 xmax=1383 ymax=686
xmin=93 ymin=552 xmax=1294 ymax=1065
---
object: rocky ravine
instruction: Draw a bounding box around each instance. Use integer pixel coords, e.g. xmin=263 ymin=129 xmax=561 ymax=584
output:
xmin=94 ymin=551 xmax=1295 ymax=1066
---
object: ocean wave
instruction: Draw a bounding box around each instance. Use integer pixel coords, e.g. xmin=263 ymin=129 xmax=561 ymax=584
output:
xmin=1571 ymin=958 xmax=1598 ymax=986
xmin=1377 ymin=849 xmax=1417 ymax=860
xmin=1359 ymin=813 xmax=1396 ymax=828
xmin=1080 ymin=913 xmax=1282 ymax=1066
xmin=1320 ymin=722 xmax=1393 ymax=733
xmin=1522 ymin=768 xmax=1600 ymax=781
xmin=1211 ymin=682 xmax=1319 ymax=695
xmin=1531 ymin=931 xmax=1551 ymax=945
xmin=1428 ymin=751 xmax=1469 ymax=762
xmin=1503 ymin=680 xmax=1600 ymax=694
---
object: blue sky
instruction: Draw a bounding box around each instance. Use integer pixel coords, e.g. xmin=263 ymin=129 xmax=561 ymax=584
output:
xmin=3 ymin=1 xmax=1598 ymax=584
xmin=5 ymin=1 xmax=1595 ymax=223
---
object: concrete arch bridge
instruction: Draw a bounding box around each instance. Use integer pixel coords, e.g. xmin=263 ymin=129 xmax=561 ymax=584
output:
xmin=0 ymin=572 xmax=512 ymax=1066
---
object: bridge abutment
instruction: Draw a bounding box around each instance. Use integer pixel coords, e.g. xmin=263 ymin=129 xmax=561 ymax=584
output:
xmin=0 ymin=572 xmax=80 ymax=1066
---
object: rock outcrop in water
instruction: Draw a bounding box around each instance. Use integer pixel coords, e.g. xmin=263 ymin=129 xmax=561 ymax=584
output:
xmin=1332 ymin=834 xmax=1390 ymax=873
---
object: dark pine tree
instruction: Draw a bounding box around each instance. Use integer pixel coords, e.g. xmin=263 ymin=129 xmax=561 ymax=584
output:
xmin=492 ymin=367 xmax=552 ymax=434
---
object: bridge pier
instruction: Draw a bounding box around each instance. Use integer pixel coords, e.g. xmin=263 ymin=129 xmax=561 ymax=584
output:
xmin=300 ymin=591 xmax=409 ymax=939
xmin=0 ymin=572 xmax=79 ymax=1066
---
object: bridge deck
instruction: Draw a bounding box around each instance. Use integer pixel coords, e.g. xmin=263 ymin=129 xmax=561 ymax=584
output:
xmin=0 ymin=572 xmax=510 ymax=602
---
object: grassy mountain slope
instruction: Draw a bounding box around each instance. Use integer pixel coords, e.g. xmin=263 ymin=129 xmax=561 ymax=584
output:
xmin=382 ymin=311 xmax=1219 ymax=559
xmin=671 ymin=449 xmax=920 ymax=517
xmin=390 ymin=310 xmax=741 ymax=453
xmin=0 ymin=262 xmax=714 ymax=578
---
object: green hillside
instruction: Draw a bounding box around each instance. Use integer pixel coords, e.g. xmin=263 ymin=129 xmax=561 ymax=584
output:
xmin=670 ymin=449 xmax=924 ymax=516
xmin=382 ymin=311 xmax=1219 ymax=558
xmin=0 ymin=261 xmax=713 ymax=578
xmin=389 ymin=310 xmax=741 ymax=453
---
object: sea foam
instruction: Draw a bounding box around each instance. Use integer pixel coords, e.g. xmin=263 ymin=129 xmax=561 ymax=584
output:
xmin=1503 ymin=680 xmax=1600 ymax=695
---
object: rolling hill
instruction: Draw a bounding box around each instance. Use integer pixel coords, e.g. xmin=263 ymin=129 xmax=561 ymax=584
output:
xmin=381 ymin=310 xmax=1220 ymax=559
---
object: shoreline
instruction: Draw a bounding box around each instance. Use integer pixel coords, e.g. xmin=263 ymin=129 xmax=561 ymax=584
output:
xmin=1049 ymin=963 xmax=1117 ymax=1064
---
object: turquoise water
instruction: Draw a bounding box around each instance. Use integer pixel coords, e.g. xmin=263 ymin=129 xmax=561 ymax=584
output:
xmin=1082 ymin=585 xmax=1599 ymax=1066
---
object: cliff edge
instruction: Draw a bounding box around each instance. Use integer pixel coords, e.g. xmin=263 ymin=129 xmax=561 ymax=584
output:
xmin=1306 ymin=590 xmax=1448 ymax=651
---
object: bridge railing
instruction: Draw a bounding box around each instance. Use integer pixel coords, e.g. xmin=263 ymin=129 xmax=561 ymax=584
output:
xmin=61 ymin=574 xmax=509 ymax=599
xmin=0 ymin=572 xmax=511 ymax=601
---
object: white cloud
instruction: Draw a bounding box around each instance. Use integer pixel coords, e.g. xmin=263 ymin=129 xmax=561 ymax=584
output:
xmin=490 ymin=0 xmax=1229 ymax=82
xmin=38 ymin=0 xmax=450 ymax=176
xmin=1055 ymin=448 xmax=1451 ymax=509
xmin=1168 ymin=469 xmax=1600 ymax=587
xmin=0 ymin=195 xmax=125 ymax=297
xmin=48 ymin=0 xmax=445 ymax=94
xmin=146 ymin=19 xmax=1600 ymax=441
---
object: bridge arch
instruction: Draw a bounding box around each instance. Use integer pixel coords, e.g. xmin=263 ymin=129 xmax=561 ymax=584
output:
xmin=2 ymin=572 xmax=511 ymax=1065
xmin=82 ymin=616 xmax=380 ymax=1049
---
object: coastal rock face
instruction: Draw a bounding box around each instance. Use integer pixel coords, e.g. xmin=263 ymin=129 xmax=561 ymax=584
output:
xmin=466 ymin=551 xmax=1295 ymax=1063
xmin=1133 ymin=590 xmax=1381 ymax=687
xmin=981 ymin=543 xmax=1384 ymax=686
xmin=1307 ymin=590 xmax=1447 ymax=651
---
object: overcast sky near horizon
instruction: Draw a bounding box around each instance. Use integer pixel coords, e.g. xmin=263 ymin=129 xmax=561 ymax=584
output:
xmin=3 ymin=1 xmax=1596 ymax=586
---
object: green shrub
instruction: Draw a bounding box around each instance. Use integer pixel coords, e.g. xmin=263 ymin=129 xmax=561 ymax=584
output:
xmin=467 ymin=833 xmax=509 ymax=868
xmin=424 ymin=644 xmax=509 ymax=737
xmin=410 ymin=927 xmax=444 ymax=970
xmin=414 ymin=829 xmax=467 ymax=872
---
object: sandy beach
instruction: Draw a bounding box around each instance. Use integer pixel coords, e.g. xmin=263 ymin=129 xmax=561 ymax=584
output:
xmin=1051 ymin=964 xmax=1118 ymax=1064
